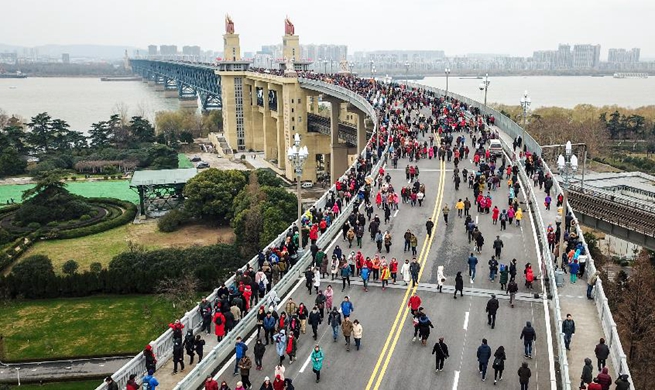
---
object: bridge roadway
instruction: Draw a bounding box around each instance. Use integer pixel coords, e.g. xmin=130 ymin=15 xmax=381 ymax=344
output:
xmin=163 ymin=129 xmax=551 ymax=389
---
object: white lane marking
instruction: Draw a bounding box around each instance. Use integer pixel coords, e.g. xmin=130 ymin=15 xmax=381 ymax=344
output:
xmin=463 ymin=311 xmax=469 ymax=330
xmin=475 ymin=215 xmax=478 ymax=225
xmin=452 ymin=370 xmax=460 ymax=390
xmin=394 ymin=210 xmax=399 ymax=217
xmin=298 ymin=352 xmax=313 ymax=373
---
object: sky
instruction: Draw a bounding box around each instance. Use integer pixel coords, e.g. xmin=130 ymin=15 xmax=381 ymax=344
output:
xmin=2 ymin=0 xmax=654 ymax=58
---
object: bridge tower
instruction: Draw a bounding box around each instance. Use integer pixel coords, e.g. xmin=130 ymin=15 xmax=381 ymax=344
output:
xmin=217 ymin=15 xmax=252 ymax=151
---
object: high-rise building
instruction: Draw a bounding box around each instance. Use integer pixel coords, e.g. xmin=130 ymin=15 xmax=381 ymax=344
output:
xmin=572 ymin=44 xmax=601 ymax=69
xmin=160 ymin=45 xmax=178 ymax=57
xmin=608 ymin=48 xmax=640 ymax=63
xmin=148 ymin=45 xmax=158 ymax=56
xmin=182 ymin=45 xmax=201 ymax=57
xmin=61 ymin=53 xmax=70 ymax=64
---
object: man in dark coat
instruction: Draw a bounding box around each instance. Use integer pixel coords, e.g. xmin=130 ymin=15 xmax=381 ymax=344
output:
xmin=594 ymin=338 xmax=610 ymax=372
xmin=486 ymin=294 xmax=499 ymax=329
xmin=518 ymin=362 xmax=531 ymax=390
xmin=520 ymin=321 xmax=536 ymax=358
xmin=580 ymin=357 xmax=593 ymax=388
xmin=432 ymin=337 xmax=449 ymax=372
xmin=477 ymin=338 xmax=492 ymax=381
xmin=454 ymin=272 xmax=464 ymax=299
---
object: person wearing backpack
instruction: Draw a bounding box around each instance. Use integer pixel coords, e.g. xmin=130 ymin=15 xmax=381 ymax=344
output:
xmin=142 ymin=369 xmax=159 ymax=390
xmin=492 ymin=345 xmax=506 ymax=384
xmin=213 ymin=310 xmax=226 ymax=342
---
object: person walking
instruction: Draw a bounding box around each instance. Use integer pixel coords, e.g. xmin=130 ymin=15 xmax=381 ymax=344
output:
xmin=342 ymin=316 xmax=354 ymax=351
xmin=614 ymin=374 xmax=631 ymax=390
xmin=454 ymin=271 xmax=464 ymax=299
xmin=340 ymin=263 xmax=352 ymax=291
xmin=562 ymin=313 xmax=576 ymax=350
xmin=580 ymin=357 xmax=593 ymax=389
xmin=426 ymin=218 xmax=434 ymax=237
xmin=492 ymin=345 xmax=506 ymax=384
xmin=311 ymin=345 xmax=324 ymax=383
xmin=286 ymin=332 xmax=297 ymax=364
xmin=308 ymin=306 xmax=321 ymax=340
xmin=401 ymin=259 xmax=411 ymax=286
xmin=507 ymin=278 xmax=518 ymax=307
xmin=328 ymin=306 xmax=342 ymax=342
xmin=105 ymin=377 xmax=119 ymax=390
xmin=468 ymin=253 xmax=478 ymax=282
xmin=493 ymin=236 xmax=504 ymax=258
xmin=477 ymin=338 xmax=492 ymax=382
xmin=254 ymin=339 xmax=265 ymax=370
xmin=360 ymin=263 xmax=370 ymax=292
xmin=417 ymin=312 xmax=434 ymax=346
xmin=408 ymin=293 xmax=422 ymax=317
xmin=437 ymin=265 xmax=445 ymax=293
xmin=238 ymin=354 xmax=253 ymax=389
xmin=259 ymin=377 xmax=273 ymax=390
xmin=410 ymin=258 xmax=421 ymax=286
xmin=518 ymin=362 xmax=531 ymax=390
xmin=304 ymin=267 xmax=314 ymax=295
xmin=520 ymin=321 xmax=536 ymax=358
xmin=263 ymin=312 xmax=276 ymax=344
xmin=274 ymin=329 xmax=287 ymax=365
xmin=233 ymin=336 xmax=248 ymax=376
xmin=142 ymin=369 xmax=159 ymax=390
xmin=353 ymin=319 xmax=363 ymax=351
xmin=432 ymin=337 xmax=449 ymax=372
xmin=486 ymin=294 xmax=499 ymax=329
xmin=442 ymin=204 xmax=450 ymax=225
xmin=410 ymin=234 xmax=419 ymax=256
xmin=488 ymin=256 xmax=499 ymax=281
xmin=499 ymin=264 xmax=509 ymax=291
xmin=596 ymin=367 xmax=612 ymax=390
xmin=594 ymin=338 xmax=610 ymax=372
xmin=172 ymin=338 xmax=185 ymax=375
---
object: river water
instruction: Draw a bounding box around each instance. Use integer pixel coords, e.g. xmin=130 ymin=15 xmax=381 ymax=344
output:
xmin=1 ymin=76 xmax=654 ymax=132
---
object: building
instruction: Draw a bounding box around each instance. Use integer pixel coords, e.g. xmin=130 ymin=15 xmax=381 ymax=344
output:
xmin=182 ymin=45 xmax=201 ymax=57
xmin=572 ymin=44 xmax=601 ymax=69
xmin=160 ymin=45 xmax=178 ymax=57
xmin=557 ymin=44 xmax=572 ymax=69
xmin=608 ymin=48 xmax=640 ymax=63
xmin=61 ymin=53 xmax=70 ymax=64
xmin=148 ymin=45 xmax=158 ymax=57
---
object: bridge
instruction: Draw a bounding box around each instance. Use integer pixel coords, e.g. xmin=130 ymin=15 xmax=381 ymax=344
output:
xmin=94 ymin=18 xmax=636 ymax=390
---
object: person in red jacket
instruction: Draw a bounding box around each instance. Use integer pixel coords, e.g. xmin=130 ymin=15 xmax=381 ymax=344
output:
xmin=586 ymin=378 xmax=603 ymax=390
xmin=408 ymin=293 xmax=422 ymax=316
xmin=169 ymin=319 xmax=185 ymax=339
xmin=595 ymin=367 xmax=612 ymax=390
xmin=204 ymin=375 xmax=219 ymax=390
xmin=213 ymin=311 xmax=226 ymax=342
xmin=390 ymin=258 xmax=398 ymax=284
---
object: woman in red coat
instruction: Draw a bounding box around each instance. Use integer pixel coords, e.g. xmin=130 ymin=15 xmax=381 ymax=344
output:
xmin=213 ymin=311 xmax=226 ymax=342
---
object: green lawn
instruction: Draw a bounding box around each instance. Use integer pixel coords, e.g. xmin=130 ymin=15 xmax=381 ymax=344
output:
xmin=0 ymin=181 xmax=139 ymax=205
xmin=178 ymin=153 xmax=194 ymax=168
xmin=8 ymin=379 xmax=103 ymax=390
xmin=0 ymin=295 xmax=182 ymax=361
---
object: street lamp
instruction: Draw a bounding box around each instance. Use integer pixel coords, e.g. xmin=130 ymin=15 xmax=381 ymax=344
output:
xmin=404 ymin=61 xmax=410 ymax=84
xmin=288 ymin=133 xmax=309 ymax=251
xmin=479 ymin=73 xmax=490 ymax=107
xmin=520 ymin=90 xmax=532 ymax=154
xmin=444 ymin=67 xmax=451 ymax=98
xmin=556 ymin=141 xmax=578 ymax=270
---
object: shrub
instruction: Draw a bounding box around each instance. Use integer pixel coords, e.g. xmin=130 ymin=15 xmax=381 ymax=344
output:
xmin=79 ymin=215 xmax=91 ymax=221
xmin=89 ymin=262 xmax=103 ymax=273
xmin=157 ymin=209 xmax=189 ymax=233
xmin=55 ymin=199 xmax=137 ymax=239
xmin=71 ymin=176 xmax=77 ymax=181
xmin=62 ymin=259 xmax=79 ymax=276
xmin=47 ymin=221 xmax=58 ymax=228
xmin=27 ymin=222 xmax=41 ymax=230
xmin=103 ymin=176 xmax=109 ymax=180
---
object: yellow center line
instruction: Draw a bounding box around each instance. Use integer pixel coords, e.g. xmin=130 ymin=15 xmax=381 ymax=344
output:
xmin=364 ymin=158 xmax=447 ymax=390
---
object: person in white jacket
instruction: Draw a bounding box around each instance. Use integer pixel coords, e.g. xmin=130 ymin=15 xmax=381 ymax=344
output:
xmin=352 ymin=320 xmax=363 ymax=351
xmin=437 ymin=265 xmax=446 ymax=293
xmin=400 ymin=259 xmax=411 ymax=286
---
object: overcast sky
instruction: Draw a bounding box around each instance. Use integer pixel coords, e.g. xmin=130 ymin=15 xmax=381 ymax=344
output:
xmin=3 ymin=0 xmax=654 ymax=58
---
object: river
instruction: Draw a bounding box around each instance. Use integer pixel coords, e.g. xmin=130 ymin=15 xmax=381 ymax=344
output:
xmin=1 ymin=76 xmax=654 ymax=132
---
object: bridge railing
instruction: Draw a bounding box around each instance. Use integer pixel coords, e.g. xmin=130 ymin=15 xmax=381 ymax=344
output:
xmin=96 ymin=79 xmax=380 ymax=390
xmin=569 ymin=183 xmax=655 ymax=215
xmin=173 ymin=79 xmax=384 ymax=390
xmin=406 ymin=82 xmax=633 ymax=390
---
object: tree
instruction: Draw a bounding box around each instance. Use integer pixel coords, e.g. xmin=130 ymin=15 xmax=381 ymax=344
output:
xmin=179 ymin=131 xmax=194 ymax=144
xmin=148 ymin=144 xmax=178 ymax=169
xmin=183 ymin=168 xmax=248 ymax=224
xmin=11 ymin=254 xmax=56 ymax=298
xmin=62 ymin=259 xmax=80 ymax=276
xmin=27 ymin=112 xmax=56 ymax=152
xmin=0 ymin=147 xmax=27 ymax=177
xmin=89 ymin=262 xmax=103 ymax=273
xmin=89 ymin=120 xmax=111 ymax=148
xmin=2 ymin=124 xmax=28 ymax=154
xmin=130 ymin=116 xmax=155 ymax=143
xmin=156 ymin=273 xmax=198 ymax=310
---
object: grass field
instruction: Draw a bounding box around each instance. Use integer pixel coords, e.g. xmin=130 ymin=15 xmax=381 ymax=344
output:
xmin=0 ymin=181 xmax=139 ymax=205
xmin=178 ymin=153 xmax=194 ymax=168
xmin=0 ymin=295 xmax=182 ymax=361
xmin=17 ymin=222 xmax=234 ymax=275
xmin=8 ymin=379 xmax=103 ymax=390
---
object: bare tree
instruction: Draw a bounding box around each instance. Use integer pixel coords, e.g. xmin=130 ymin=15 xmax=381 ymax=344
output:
xmin=156 ymin=273 xmax=199 ymax=310
xmin=112 ymin=102 xmax=130 ymax=127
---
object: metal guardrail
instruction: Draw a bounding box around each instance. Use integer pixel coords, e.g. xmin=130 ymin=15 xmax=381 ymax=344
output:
xmin=568 ymin=183 xmax=655 ymax=215
xmin=173 ymin=78 xmax=385 ymax=390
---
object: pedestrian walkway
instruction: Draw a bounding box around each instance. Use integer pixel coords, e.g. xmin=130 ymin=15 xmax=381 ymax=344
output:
xmin=495 ymin=128 xmax=615 ymax=385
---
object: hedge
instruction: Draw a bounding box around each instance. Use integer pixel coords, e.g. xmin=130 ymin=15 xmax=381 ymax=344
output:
xmin=53 ymin=198 xmax=137 ymax=240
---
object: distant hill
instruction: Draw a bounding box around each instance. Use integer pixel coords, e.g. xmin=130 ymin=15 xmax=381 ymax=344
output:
xmin=0 ymin=43 xmax=145 ymax=59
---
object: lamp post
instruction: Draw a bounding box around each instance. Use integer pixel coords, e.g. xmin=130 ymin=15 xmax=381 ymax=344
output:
xmin=519 ymin=90 xmax=531 ymax=154
xmin=479 ymin=73 xmax=490 ymax=107
xmin=404 ymin=61 xmax=410 ymax=84
xmin=556 ymin=141 xmax=578 ymax=269
xmin=288 ymin=133 xmax=309 ymax=251
xmin=444 ymin=67 xmax=451 ymax=98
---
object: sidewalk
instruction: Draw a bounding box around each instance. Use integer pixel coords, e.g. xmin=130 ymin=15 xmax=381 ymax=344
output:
xmin=496 ymin=128 xmax=614 ymax=383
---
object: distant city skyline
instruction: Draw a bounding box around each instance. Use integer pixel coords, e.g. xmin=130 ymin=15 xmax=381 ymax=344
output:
xmin=1 ymin=0 xmax=654 ymax=58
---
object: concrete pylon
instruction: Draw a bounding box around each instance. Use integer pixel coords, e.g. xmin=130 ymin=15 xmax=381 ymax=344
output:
xmin=325 ymin=98 xmax=349 ymax=180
